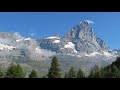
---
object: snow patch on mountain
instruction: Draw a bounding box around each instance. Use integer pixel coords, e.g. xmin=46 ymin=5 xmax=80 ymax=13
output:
xmin=46 ymin=36 xmax=60 ymax=39
xmin=0 ymin=43 xmax=15 ymax=50
xmin=103 ymin=51 xmax=112 ymax=57
xmin=64 ymin=42 xmax=77 ymax=53
xmin=74 ymin=49 xmax=77 ymax=53
xmin=53 ymin=40 xmax=60 ymax=43
xmin=89 ymin=52 xmax=101 ymax=56
xmin=35 ymin=47 xmax=56 ymax=56
xmin=77 ymin=55 xmax=82 ymax=57
xmin=64 ymin=42 xmax=75 ymax=49
xmin=84 ymin=51 xmax=114 ymax=57
xmin=85 ymin=51 xmax=114 ymax=57
xmin=16 ymin=37 xmax=31 ymax=42
xmin=85 ymin=52 xmax=101 ymax=57
xmin=85 ymin=53 xmax=90 ymax=57
xmin=24 ymin=38 xmax=31 ymax=41
xmin=16 ymin=39 xmax=24 ymax=42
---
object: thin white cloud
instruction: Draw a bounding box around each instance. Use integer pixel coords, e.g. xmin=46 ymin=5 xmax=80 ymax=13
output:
xmin=80 ymin=20 xmax=94 ymax=25
xmin=30 ymin=33 xmax=34 ymax=36
xmin=85 ymin=20 xmax=94 ymax=24
xmin=30 ymin=33 xmax=36 ymax=37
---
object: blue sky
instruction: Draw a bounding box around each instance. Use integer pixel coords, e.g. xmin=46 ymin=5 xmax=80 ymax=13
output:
xmin=0 ymin=12 xmax=119 ymax=49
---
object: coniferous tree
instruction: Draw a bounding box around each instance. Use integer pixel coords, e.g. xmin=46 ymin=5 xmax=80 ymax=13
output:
xmin=93 ymin=69 xmax=102 ymax=78
xmin=0 ymin=69 xmax=4 ymax=78
xmin=88 ymin=70 xmax=94 ymax=78
xmin=112 ymin=57 xmax=120 ymax=69
xmin=103 ymin=66 xmax=112 ymax=78
xmin=76 ymin=69 xmax=85 ymax=78
xmin=0 ymin=66 xmax=4 ymax=78
xmin=64 ymin=72 xmax=69 ymax=78
xmin=42 ymin=75 xmax=47 ymax=78
xmin=47 ymin=56 xmax=61 ymax=78
xmin=88 ymin=67 xmax=102 ymax=78
xmin=6 ymin=64 xmax=25 ymax=78
xmin=29 ymin=69 xmax=38 ymax=78
xmin=110 ymin=65 xmax=120 ymax=78
xmin=103 ymin=57 xmax=120 ymax=78
xmin=67 ymin=67 xmax=76 ymax=78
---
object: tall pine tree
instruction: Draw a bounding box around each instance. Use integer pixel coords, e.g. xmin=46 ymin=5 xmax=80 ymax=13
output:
xmin=0 ymin=69 xmax=4 ymax=78
xmin=29 ymin=69 xmax=38 ymax=78
xmin=6 ymin=64 xmax=25 ymax=78
xmin=76 ymin=69 xmax=85 ymax=78
xmin=66 ymin=67 xmax=76 ymax=78
xmin=88 ymin=67 xmax=102 ymax=78
xmin=47 ymin=56 xmax=61 ymax=78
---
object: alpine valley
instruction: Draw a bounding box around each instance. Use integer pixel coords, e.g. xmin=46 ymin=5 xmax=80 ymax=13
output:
xmin=0 ymin=20 xmax=119 ymax=77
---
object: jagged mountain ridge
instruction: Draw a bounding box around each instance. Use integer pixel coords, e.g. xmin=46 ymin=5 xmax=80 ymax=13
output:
xmin=37 ymin=20 xmax=112 ymax=57
xmin=63 ymin=20 xmax=109 ymax=52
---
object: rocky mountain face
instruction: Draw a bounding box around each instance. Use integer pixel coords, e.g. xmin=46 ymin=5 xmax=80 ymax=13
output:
xmin=0 ymin=20 xmax=119 ymax=76
xmin=63 ymin=20 xmax=109 ymax=53
xmin=37 ymin=20 xmax=113 ymax=57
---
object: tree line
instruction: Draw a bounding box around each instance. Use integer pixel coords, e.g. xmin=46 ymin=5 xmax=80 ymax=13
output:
xmin=0 ymin=56 xmax=120 ymax=78
xmin=0 ymin=64 xmax=38 ymax=78
xmin=46 ymin=56 xmax=120 ymax=78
